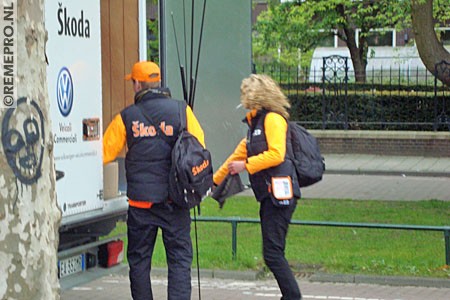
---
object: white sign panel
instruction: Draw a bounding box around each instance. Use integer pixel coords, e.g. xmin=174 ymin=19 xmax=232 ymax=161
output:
xmin=45 ymin=0 xmax=103 ymax=217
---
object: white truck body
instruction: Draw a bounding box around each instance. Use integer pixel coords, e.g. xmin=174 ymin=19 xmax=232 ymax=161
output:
xmin=46 ymin=0 xmax=104 ymax=218
xmin=45 ymin=0 xmax=128 ymax=279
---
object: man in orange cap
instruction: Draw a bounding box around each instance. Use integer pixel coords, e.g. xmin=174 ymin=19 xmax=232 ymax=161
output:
xmin=103 ymin=61 xmax=206 ymax=300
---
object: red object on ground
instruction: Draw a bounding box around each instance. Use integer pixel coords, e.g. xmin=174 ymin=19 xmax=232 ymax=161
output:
xmin=98 ymin=240 xmax=124 ymax=268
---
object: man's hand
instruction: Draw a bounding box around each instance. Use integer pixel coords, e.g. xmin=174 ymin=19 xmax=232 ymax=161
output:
xmin=228 ymin=161 xmax=246 ymax=175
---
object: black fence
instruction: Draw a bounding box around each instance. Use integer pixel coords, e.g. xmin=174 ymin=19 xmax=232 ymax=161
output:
xmin=255 ymin=59 xmax=450 ymax=131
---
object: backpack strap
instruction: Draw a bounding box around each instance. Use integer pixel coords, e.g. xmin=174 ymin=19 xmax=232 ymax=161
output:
xmin=285 ymin=121 xmax=295 ymax=162
xmin=177 ymin=100 xmax=187 ymax=132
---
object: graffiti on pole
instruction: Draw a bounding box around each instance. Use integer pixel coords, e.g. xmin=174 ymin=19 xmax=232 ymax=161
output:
xmin=1 ymin=97 xmax=45 ymax=185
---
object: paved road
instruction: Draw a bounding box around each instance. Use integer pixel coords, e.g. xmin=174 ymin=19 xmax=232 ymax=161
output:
xmin=61 ymin=273 xmax=450 ymax=300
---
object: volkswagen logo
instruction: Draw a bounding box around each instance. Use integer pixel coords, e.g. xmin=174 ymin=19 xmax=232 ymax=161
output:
xmin=56 ymin=67 xmax=74 ymax=117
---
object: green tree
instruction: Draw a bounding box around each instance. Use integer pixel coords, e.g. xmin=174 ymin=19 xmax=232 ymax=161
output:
xmin=254 ymin=0 xmax=408 ymax=82
xmin=147 ymin=0 xmax=159 ymax=62
xmin=147 ymin=19 xmax=159 ymax=63
xmin=253 ymin=2 xmax=316 ymax=68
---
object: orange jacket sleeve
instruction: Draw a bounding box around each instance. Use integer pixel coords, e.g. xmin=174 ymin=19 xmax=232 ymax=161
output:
xmin=213 ymin=138 xmax=248 ymax=185
xmin=186 ymin=105 xmax=206 ymax=148
xmin=103 ymin=114 xmax=126 ymax=164
xmin=212 ymin=111 xmax=287 ymax=185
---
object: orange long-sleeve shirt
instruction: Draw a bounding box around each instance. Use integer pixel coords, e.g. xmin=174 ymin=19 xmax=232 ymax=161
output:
xmin=213 ymin=110 xmax=287 ymax=185
xmin=103 ymin=104 xmax=205 ymax=208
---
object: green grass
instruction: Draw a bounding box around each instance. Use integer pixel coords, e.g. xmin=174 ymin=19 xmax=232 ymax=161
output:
xmin=108 ymin=197 xmax=450 ymax=278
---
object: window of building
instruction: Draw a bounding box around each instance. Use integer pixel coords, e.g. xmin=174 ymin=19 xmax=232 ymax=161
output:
xmin=366 ymin=30 xmax=393 ymax=47
xmin=317 ymin=34 xmax=335 ymax=47
xmin=437 ymin=28 xmax=450 ymax=45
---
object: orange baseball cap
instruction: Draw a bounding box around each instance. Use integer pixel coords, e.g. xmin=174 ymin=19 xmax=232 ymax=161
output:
xmin=124 ymin=61 xmax=161 ymax=82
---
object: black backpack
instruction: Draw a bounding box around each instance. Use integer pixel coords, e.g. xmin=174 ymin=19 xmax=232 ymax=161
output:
xmin=168 ymin=101 xmax=213 ymax=208
xmin=137 ymin=100 xmax=213 ymax=209
xmin=288 ymin=122 xmax=325 ymax=187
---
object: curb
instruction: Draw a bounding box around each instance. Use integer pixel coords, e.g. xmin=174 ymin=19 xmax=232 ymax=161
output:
xmin=324 ymin=169 xmax=450 ymax=177
xmin=133 ymin=266 xmax=450 ymax=289
xmin=114 ymin=265 xmax=262 ymax=281
xmin=309 ymin=273 xmax=450 ymax=289
xmin=152 ymin=267 xmax=262 ymax=281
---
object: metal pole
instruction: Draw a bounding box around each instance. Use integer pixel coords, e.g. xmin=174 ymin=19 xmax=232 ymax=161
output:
xmin=322 ymin=60 xmax=326 ymax=129
xmin=445 ymin=230 xmax=450 ymax=266
xmin=231 ymin=220 xmax=237 ymax=260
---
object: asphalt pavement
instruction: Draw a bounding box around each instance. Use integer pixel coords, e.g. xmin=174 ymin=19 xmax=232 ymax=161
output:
xmin=61 ymin=266 xmax=450 ymax=300
xmin=60 ymin=154 xmax=450 ymax=300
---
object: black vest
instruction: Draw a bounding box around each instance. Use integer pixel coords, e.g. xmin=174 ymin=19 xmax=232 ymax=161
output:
xmin=120 ymin=90 xmax=185 ymax=203
xmin=245 ymin=110 xmax=300 ymax=201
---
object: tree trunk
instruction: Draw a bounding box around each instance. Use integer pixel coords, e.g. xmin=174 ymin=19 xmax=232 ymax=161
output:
xmin=411 ymin=0 xmax=450 ymax=86
xmin=0 ymin=0 xmax=61 ymax=299
xmin=350 ymin=51 xmax=367 ymax=83
xmin=341 ymin=15 xmax=367 ymax=83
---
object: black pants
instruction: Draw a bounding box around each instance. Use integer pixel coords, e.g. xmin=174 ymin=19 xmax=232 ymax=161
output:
xmin=127 ymin=203 xmax=192 ymax=300
xmin=260 ymin=197 xmax=301 ymax=300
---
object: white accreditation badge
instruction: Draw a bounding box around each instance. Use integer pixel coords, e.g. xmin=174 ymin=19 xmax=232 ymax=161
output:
xmin=271 ymin=176 xmax=293 ymax=200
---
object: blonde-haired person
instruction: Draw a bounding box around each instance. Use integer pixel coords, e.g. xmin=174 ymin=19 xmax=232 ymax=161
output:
xmin=213 ymin=74 xmax=302 ymax=300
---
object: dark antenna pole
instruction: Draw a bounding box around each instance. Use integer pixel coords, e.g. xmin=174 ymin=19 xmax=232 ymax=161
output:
xmin=190 ymin=0 xmax=207 ymax=110
xmin=188 ymin=0 xmax=195 ymax=107
xmin=189 ymin=4 xmax=206 ymax=299
xmin=193 ymin=205 xmax=201 ymax=300
xmin=183 ymin=0 xmax=188 ymax=97
xmin=172 ymin=2 xmax=208 ymax=298
xmin=170 ymin=12 xmax=188 ymax=102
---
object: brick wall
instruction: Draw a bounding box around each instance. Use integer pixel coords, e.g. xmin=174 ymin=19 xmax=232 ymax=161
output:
xmin=311 ymin=130 xmax=450 ymax=157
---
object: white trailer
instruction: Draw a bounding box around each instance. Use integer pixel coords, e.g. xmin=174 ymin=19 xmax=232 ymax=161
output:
xmin=45 ymin=0 xmax=129 ymax=279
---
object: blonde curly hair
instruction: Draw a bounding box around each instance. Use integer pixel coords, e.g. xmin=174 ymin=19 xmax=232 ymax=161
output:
xmin=240 ymin=74 xmax=290 ymax=119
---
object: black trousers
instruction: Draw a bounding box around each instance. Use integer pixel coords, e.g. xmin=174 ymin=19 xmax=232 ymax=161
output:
xmin=127 ymin=203 xmax=192 ymax=300
xmin=260 ymin=196 xmax=302 ymax=300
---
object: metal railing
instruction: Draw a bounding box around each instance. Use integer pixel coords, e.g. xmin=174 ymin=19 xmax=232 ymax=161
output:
xmin=255 ymin=63 xmax=447 ymax=89
xmin=255 ymin=61 xmax=450 ymax=131
xmin=194 ymin=216 xmax=450 ymax=265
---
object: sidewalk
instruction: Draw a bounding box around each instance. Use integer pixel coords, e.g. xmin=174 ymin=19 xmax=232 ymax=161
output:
xmin=60 ymin=265 xmax=450 ymax=300
xmin=323 ymin=154 xmax=450 ymax=177
xmin=311 ymin=154 xmax=450 ymax=201
xmin=237 ymin=154 xmax=450 ymax=201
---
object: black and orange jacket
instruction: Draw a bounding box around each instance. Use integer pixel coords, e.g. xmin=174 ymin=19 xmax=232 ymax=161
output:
xmin=213 ymin=109 xmax=299 ymax=201
xmin=103 ymin=90 xmax=205 ymax=209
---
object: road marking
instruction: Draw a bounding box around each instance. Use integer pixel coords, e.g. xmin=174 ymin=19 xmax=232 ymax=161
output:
xmin=303 ymin=296 xmax=388 ymax=300
xmin=254 ymin=293 xmax=281 ymax=297
xmin=71 ymin=287 xmax=93 ymax=291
